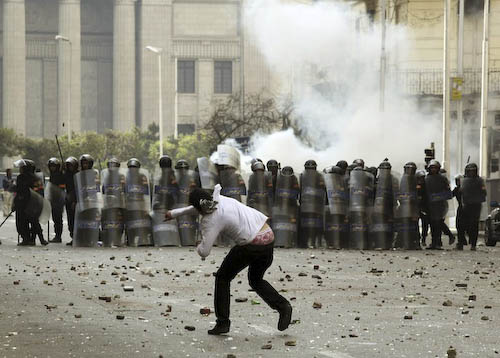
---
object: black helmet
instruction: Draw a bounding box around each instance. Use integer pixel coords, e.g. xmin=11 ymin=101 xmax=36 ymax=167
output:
xmin=353 ymin=159 xmax=365 ymax=168
xmin=266 ymin=159 xmax=279 ymax=171
xmin=324 ymin=165 xmax=343 ymax=175
xmin=127 ymin=158 xmax=141 ymax=168
xmin=14 ymin=159 xmax=28 ymax=169
xmin=79 ymin=154 xmax=94 ymax=169
xmin=47 ymin=157 xmax=61 ymax=172
xmin=107 ymin=157 xmax=120 ymax=168
xmin=428 ymin=159 xmax=441 ymax=170
xmin=378 ymin=160 xmax=391 ymax=170
xmin=416 ymin=169 xmax=426 ymax=178
xmin=336 ymin=160 xmax=348 ymax=171
xmin=251 ymin=161 xmax=265 ymax=172
xmin=175 ymin=159 xmax=189 ymax=170
xmin=159 ymin=155 xmax=172 ymax=169
xmin=281 ymin=166 xmax=294 ymax=175
xmin=24 ymin=159 xmax=36 ymax=173
xmin=304 ymin=160 xmax=317 ymax=170
xmin=65 ymin=156 xmax=79 ymax=171
xmin=366 ymin=166 xmax=378 ymax=177
xmin=403 ymin=162 xmax=417 ymax=175
xmin=465 ymin=163 xmax=478 ymax=177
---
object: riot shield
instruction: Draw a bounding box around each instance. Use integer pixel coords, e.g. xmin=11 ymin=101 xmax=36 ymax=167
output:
xmin=425 ymin=174 xmax=451 ymax=220
xmin=217 ymin=144 xmax=241 ymax=170
xmin=300 ymin=171 xmax=325 ymax=215
xmin=101 ymin=168 xmax=126 ymax=209
xmin=101 ymin=208 xmax=125 ymax=247
xmin=24 ymin=188 xmax=52 ymax=222
xmin=125 ymin=210 xmax=153 ymax=246
xmin=396 ymin=174 xmax=419 ymax=219
xmin=349 ymin=169 xmax=370 ymax=213
xmin=177 ymin=213 xmax=197 ymax=246
xmin=373 ymin=169 xmax=395 ymax=218
xmin=46 ymin=181 xmax=66 ymax=209
xmin=460 ymin=177 xmax=486 ymax=205
xmin=73 ymin=207 xmax=100 ymax=247
xmin=75 ymin=169 xmax=102 ymax=212
xmin=152 ymin=168 xmax=178 ymax=211
xmin=220 ymin=168 xmax=246 ymax=201
xmin=151 ymin=210 xmax=181 ymax=247
xmin=324 ymin=172 xmax=348 ymax=216
xmin=176 ymin=168 xmax=199 ymax=205
xmin=272 ymin=172 xmax=299 ymax=248
xmin=247 ymin=171 xmax=272 ymax=216
xmin=197 ymin=157 xmax=218 ymax=190
xmin=125 ymin=168 xmax=151 ymax=212
xmin=324 ymin=206 xmax=349 ymax=249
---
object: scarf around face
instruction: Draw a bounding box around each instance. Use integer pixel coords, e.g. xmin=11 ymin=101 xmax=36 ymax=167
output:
xmin=200 ymin=199 xmax=218 ymax=214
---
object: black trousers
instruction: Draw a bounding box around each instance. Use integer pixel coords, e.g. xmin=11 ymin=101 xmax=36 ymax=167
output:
xmin=460 ymin=204 xmax=481 ymax=247
xmin=65 ymin=201 xmax=76 ymax=238
xmin=214 ymin=242 xmax=289 ymax=324
xmin=51 ymin=204 xmax=64 ymax=237
xmin=419 ymin=213 xmax=429 ymax=241
xmin=429 ymin=219 xmax=443 ymax=247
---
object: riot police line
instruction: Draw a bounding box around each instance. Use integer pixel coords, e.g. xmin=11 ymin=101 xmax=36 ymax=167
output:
xmin=10 ymin=152 xmax=486 ymax=251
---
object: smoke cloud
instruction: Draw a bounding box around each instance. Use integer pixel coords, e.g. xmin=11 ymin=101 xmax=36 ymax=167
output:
xmin=244 ymin=0 xmax=442 ymax=173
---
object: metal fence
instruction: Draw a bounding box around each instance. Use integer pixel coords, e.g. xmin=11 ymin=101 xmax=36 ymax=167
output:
xmin=386 ymin=68 xmax=500 ymax=96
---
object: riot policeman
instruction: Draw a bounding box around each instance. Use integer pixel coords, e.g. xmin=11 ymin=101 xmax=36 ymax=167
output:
xmin=395 ymin=162 xmax=420 ymax=249
xmin=352 ymin=159 xmax=365 ymax=169
xmin=73 ymin=154 xmax=102 ymax=247
xmin=266 ymin=159 xmax=280 ymax=206
xmin=64 ymin=157 xmax=79 ymax=245
xmin=456 ymin=163 xmax=486 ymax=250
xmin=271 ymin=166 xmax=299 ymax=247
xmin=247 ymin=161 xmax=273 ymax=217
xmin=47 ymin=157 xmax=66 ymax=243
xmin=125 ymin=158 xmax=153 ymax=246
xmin=371 ymin=160 xmax=397 ymax=250
xmin=452 ymin=174 xmax=466 ymax=250
xmin=175 ymin=159 xmax=199 ymax=246
xmin=416 ymin=170 xmax=429 ymax=245
xmin=101 ymin=157 xmax=126 ymax=247
xmin=299 ymin=160 xmax=325 ymax=248
xmin=424 ymin=160 xmax=452 ymax=249
xmin=323 ymin=166 xmax=349 ymax=249
xmin=349 ymin=167 xmax=374 ymax=250
xmin=28 ymin=162 xmax=48 ymax=246
xmin=13 ymin=159 xmax=37 ymax=246
xmin=219 ymin=165 xmax=246 ymax=202
xmin=151 ymin=155 xmax=181 ymax=246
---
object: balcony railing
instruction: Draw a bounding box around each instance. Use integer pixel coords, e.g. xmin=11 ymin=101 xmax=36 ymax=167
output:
xmin=386 ymin=68 xmax=500 ymax=96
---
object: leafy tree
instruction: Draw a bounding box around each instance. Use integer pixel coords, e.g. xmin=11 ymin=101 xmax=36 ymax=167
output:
xmin=0 ymin=128 xmax=22 ymax=158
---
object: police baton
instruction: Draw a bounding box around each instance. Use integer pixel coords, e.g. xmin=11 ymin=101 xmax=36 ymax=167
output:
xmin=0 ymin=210 xmax=14 ymax=229
xmin=55 ymin=135 xmax=65 ymax=165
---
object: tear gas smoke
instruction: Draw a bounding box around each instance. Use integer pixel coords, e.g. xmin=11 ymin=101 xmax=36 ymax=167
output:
xmin=244 ymin=0 xmax=444 ymax=174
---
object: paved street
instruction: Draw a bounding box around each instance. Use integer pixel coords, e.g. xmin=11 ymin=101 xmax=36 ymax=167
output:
xmin=1 ymin=216 xmax=500 ymax=358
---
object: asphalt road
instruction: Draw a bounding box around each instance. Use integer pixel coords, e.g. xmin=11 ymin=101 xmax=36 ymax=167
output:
xmin=1 ymin=216 xmax=500 ymax=358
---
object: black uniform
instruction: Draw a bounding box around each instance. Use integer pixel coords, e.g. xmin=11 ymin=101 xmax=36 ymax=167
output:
xmin=49 ymin=171 xmax=66 ymax=241
xmin=456 ymin=165 xmax=486 ymax=250
xmin=14 ymin=171 xmax=36 ymax=244
xmin=64 ymin=170 xmax=77 ymax=239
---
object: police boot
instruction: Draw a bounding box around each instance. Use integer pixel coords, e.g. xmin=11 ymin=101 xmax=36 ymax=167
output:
xmin=208 ymin=320 xmax=230 ymax=335
xmin=18 ymin=236 xmax=35 ymax=246
xmin=455 ymin=244 xmax=463 ymax=250
xmin=49 ymin=235 xmax=62 ymax=243
xmin=39 ymin=234 xmax=48 ymax=246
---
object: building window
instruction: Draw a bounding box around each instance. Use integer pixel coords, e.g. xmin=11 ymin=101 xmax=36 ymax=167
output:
xmin=178 ymin=60 xmax=195 ymax=93
xmin=178 ymin=123 xmax=195 ymax=136
xmin=214 ymin=61 xmax=232 ymax=94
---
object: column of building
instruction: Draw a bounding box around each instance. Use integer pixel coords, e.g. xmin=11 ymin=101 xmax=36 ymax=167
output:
xmin=139 ymin=0 xmax=173 ymax=136
xmin=58 ymin=0 xmax=81 ymax=135
xmin=3 ymin=0 xmax=26 ymax=135
xmin=113 ymin=0 xmax=137 ymax=131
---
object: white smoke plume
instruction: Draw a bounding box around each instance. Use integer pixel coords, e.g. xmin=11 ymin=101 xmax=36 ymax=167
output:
xmin=244 ymin=0 xmax=442 ymax=174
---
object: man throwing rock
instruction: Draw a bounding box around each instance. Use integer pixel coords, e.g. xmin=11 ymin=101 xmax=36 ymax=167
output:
xmin=166 ymin=184 xmax=292 ymax=335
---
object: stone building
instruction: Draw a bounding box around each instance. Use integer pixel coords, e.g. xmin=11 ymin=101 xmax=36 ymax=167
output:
xmin=1 ymin=0 xmax=273 ymax=139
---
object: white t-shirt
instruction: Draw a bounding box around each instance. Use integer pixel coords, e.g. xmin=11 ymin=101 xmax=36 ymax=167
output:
xmin=170 ymin=184 xmax=268 ymax=257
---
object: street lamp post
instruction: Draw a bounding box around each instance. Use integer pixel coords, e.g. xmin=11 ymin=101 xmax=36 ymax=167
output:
xmin=146 ymin=46 xmax=164 ymax=157
xmin=55 ymin=35 xmax=72 ymax=141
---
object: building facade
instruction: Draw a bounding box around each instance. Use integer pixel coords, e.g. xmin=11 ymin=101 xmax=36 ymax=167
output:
xmin=0 ymin=0 xmax=273 ymax=139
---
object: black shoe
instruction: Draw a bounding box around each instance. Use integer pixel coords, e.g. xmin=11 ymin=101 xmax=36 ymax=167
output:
xmin=40 ymin=238 xmax=48 ymax=246
xmin=448 ymin=236 xmax=455 ymax=245
xmin=471 ymin=246 xmax=476 ymax=251
xmin=18 ymin=239 xmax=35 ymax=246
xmin=208 ymin=321 xmax=230 ymax=335
xmin=66 ymin=240 xmax=73 ymax=246
xmin=49 ymin=236 xmax=62 ymax=243
xmin=455 ymin=244 xmax=463 ymax=251
xmin=278 ymin=303 xmax=292 ymax=331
